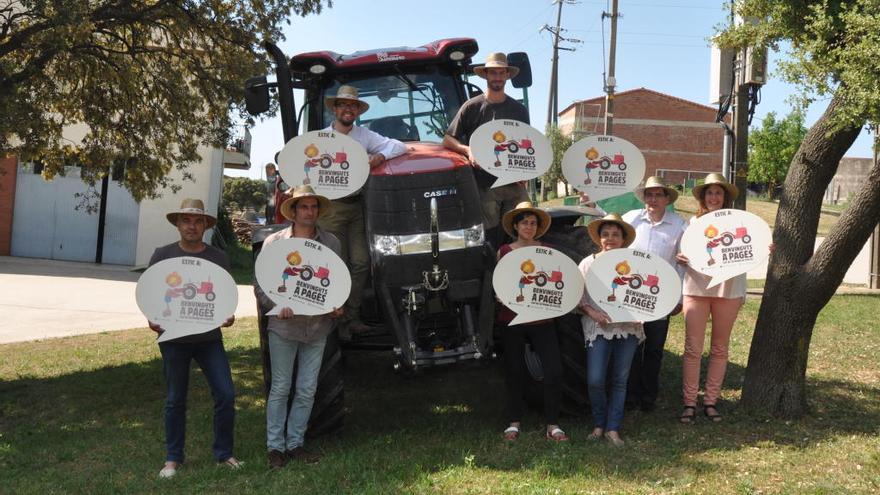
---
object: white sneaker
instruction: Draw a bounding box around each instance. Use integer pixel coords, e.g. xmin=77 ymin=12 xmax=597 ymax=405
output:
xmin=158 ymin=462 xmax=179 ymax=479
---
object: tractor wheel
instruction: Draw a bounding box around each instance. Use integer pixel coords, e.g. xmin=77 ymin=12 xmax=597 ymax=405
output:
xmin=555 ymin=281 xmax=565 ymax=290
xmin=628 ymin=276 xmax=643 ymax=290
xmin=534 ymin=274 xmax=548 ymax=287
xmin=205 ymin=291 xmax=216 ymax=302
xmin=527 ymin=147 xmax=535 ymax=155
xmin=319 ymin=156 xmax=332 ymax=168
xmin=650 ymin=285 xmax=660 ymax=295
xmin=182 ymin=285 xmax=197 ymax=300
xmin=742 ymin=235 xmax=752 ymax=244
xmin=618 ymin=162 xmax=627 ymax=171
xmin=320 ymin=277 xmax=330 ymax=288
xmin=340 ymin=161 xmax=350 ymax=170
xmin=302 ymin=331 xmax=346 ymax=438
xmin=523 ymin=314 xmax=589 ymax=417
xmin=721 ymin=234 xmax=734 ymax=246
xmin=508 ymin=142 xmax=520 ymax=154
xmin=599 ymin=158 xmax=612 ymax=170
xmin=300 ymin=267 xmax=314 ymax=281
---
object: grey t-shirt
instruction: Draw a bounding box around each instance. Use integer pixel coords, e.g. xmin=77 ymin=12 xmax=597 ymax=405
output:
xmin=445 ymin=94 xmax=530 ymax=187
xmin=148 ymin=242 xmax=232 ymax=344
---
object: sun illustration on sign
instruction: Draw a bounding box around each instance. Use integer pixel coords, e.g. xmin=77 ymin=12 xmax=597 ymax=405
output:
xmin=704 ymin=225 xmax=719 ymax=238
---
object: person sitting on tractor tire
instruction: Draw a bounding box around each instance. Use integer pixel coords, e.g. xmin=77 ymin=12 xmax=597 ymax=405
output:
xmin=496 ymin=202 xmax=568 ymax=443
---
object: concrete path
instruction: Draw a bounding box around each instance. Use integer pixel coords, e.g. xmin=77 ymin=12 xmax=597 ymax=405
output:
xmin=0 ymin=256 xmax=257 ymax=344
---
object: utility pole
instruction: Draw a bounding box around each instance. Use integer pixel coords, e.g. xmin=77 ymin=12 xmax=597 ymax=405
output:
xmin=543 ymin=0 xmax=582 ymax=129
xmin=731 ymin=68 xmax=750 ymax=210
xmin=603 ymin=0 xmax=619 ymax=135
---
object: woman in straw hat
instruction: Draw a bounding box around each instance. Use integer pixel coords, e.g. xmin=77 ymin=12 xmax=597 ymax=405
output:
xmin=497 ymin=202 xmax=568 ymax=442
xmin=576 ymin=213 xmax=643 ymax=447
xmin=674 ymin=173 xmax=771 ymax=424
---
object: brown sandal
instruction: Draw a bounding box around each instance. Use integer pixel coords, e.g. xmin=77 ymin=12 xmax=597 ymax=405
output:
xmin=679 ymin=405 xmax=696 ymax=424
xmin=703 ymin=404 xmax=722 ymax=423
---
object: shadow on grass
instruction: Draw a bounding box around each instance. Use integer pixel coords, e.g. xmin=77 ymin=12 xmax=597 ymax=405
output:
xmin=1 ymin=337 xmax=878 ymax=493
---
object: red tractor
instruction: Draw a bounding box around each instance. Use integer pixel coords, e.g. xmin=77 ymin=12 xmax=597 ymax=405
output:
xmin=719 ymin=227 xmax=751 ymax=246
xmin=299 ymin=265 xmax=332 ymax=287
xmin=496 ymin=138 xmax=535 ymax=155
xmin=307 ymin=151 xmax=350 ymax=170
xmin=627 ymin=273 xmax=660 ymax=295
xmin=588 ymin=152 xmax=627 ymax=171
xmin=532 ymin=269 xmax=565 ymax=290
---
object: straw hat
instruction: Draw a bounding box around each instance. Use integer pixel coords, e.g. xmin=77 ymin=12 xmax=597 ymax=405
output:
xmin=324 ymin=85 xmax=369 ymax=113
xmin=692 ymin=172 xmax=739 ymax=202
xmin=166 ymin=198 xmax=217 ymax=229
xmin=279 ymin=185 xmax=331 ymax=221
xmin=501 ymin=201 xmax=551 ymax=239
xmin=473 ymin=52 xmax=520 ymax=79
xmin=634 ymin=176 xmax=679 ymax=203
xmin=587 ymin=213 xmax=636 ymax=248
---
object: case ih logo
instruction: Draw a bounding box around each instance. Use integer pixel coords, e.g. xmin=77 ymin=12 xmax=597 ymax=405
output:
xmin=424 ymin=187 xmax=457 ymax=198
xmin=377 ymin=51 xmax=405 ymax=62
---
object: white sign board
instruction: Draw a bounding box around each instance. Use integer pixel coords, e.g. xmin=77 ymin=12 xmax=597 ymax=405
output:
xmin=470 ymin=120 xmax=552 ymax=188
xmin=493 ymin=246 xmax=584 ymax=325
xmin=136 ymin=257 xmax=238 ymax=343
xmin=562 ymin=135 xmax=646 ymax=201
xmin=584 ymin=248 xmax=682 ymax=323
xmin=277 ymin=130 xmax=370 ymax=200
xmin=680 ymin=209 xmax=772 ymax=288
xmin=254 ymin=237 xmax=351 ymax=316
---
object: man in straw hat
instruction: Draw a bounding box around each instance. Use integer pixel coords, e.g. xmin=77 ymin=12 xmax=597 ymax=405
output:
xmin=621 ymin=176 xmax=687 ymax=412
xmin=255 ymin=185 xmax=343 ymax=468
xmin=147 ymin=198 xmax=240 ymax=478
xmin=443 ymin=52 xmax=530 ymax=248
xmin=319 ymin=85 xmax=406 ymax=335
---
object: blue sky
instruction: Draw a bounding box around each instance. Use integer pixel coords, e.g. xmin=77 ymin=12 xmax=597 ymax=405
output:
xmin=230 ymin=0 xmax=875 ymax=180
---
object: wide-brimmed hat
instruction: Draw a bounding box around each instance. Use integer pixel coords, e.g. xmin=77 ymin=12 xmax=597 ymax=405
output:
xmin=587 ymin=213 xmax=636 ymax=248
xmin=501 ymin=201 xmax=551 ymax=239
xmin=692 ymin=172 xmax=739 ymax=202
xmin=634 ymin=176 xmax=679 ymax=203
xmin=166 ymin=198 xmax=217 ymax=229
xmin=473 ymin=52 xmax=520 ymax=79
xmin=324 ymin=85 xmax=369 ymax=114
xmin=279 ymin=185 xmax=331 ymax=221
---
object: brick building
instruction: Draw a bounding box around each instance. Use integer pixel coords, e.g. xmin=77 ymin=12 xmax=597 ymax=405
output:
xmin=558 ymin=87 xmax=729 ymax=185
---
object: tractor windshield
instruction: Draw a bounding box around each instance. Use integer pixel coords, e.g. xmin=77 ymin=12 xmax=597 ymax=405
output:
xmin=317 ymin=68 xmax=464 ymax=143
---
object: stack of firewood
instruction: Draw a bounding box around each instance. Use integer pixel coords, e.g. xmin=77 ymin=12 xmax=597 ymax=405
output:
xmin=231 ymin=216 xmax=259 ymax=245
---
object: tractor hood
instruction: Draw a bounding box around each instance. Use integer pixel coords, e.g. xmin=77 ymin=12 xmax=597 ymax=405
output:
xmin=371 ymin=142 xmax=471 ymax=177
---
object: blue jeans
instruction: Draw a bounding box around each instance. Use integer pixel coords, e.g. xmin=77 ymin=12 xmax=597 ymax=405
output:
xmin=159 ymin=339 xmax=235 ymax=463
xmin=587 ymin=334 xmax=639 ymax=432
xmin=266 ymin=331 xmax=327 ymax=451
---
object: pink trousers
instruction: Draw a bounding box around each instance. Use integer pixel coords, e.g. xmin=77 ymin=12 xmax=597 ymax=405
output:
xmin=682 ymin=295 xmax=743 ymax=407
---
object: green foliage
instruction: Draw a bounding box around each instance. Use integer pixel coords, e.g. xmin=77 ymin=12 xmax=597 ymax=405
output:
xmin=223 ymin=176 xmax=267 ymax=212
xmin=748 ymin=110 xmax=807 ymax=197
xmin=0 ymin=0 xmax=330 ymax=202
xmin=542 ymin=124 xmax=572 ymax=200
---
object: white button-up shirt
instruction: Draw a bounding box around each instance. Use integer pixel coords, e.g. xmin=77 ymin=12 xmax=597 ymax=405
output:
xmin=324 ymin=124 xmax=407 ymax=161
xmin=622 ymin=208 xmax=687 ymax=279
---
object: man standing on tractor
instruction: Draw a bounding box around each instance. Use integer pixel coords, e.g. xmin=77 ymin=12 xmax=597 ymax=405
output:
xmin=621 ymin=176 xmax=687 ymax=412
xmin=147 ymin=198 xmax=240 ymax=479
xmin=319 ymin=85 xmax=407 ymax=337
xmin=255 ymin=185 xmax=344 ymax=469
xmin=443 ymin=52 xmax=530 ymax=248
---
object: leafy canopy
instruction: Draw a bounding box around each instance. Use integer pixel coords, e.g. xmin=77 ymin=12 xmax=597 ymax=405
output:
xmin=0 ymin=0 xmax=329 ymax=201
xmin=747 ymin=110 xmax=807 ymax=196
xmin=223 ymin=176 xmax=267 ymax=212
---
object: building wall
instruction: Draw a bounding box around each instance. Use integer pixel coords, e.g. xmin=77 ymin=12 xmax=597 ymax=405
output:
xmin=134 ymin=145 xmax=223 ymax=266
xmin=0 ymin=155 xmax=17 ymax=255
xmin=559 ymin=88 xmax=728 ymax=186
xmin=825 ymin=157 xmax=874 ymax=204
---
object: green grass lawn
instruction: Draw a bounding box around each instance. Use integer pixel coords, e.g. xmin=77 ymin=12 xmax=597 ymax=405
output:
xmin=1 ymin=295 xmax=879 ymax=494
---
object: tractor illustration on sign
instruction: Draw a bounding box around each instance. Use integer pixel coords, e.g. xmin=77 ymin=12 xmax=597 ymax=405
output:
xmin=626 ymin=273 xmax=660 ymax=294
xmin=704 ymin=225 xmax=751 ymax=265
xmin=492 ymin=131 xmax=535 ymax=167
xmin=302 ymin=144 xmax=350 ymax=184
xmin=583 ymin=147 xmax=627 ymax=184
xmin=162 ymin=272 xmax=216 ymax=316
xmin=278 ymin=251 xmax=332 ymax=292
xmin=516 ymin=259 xmax=564 ymax=302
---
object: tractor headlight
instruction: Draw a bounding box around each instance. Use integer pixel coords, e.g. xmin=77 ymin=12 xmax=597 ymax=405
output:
xmin=463 ymin=224 xmax=484 ymax=247
xmin=373 ymin=235 xmax=400 ymax=256
xmin=372 ymin=225 xmax=485 ymax=257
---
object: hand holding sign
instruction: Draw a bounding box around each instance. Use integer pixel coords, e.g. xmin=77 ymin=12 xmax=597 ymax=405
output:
xmin=255 ymin=237 xmax=351 ymax=316
xmin=493 ymin=246 xmax=584 ymax=325
xmin=679 ymin=209 xmax=771 ymax=288
xmin=584 ymin=248 xmax=681 ymax=323
xmin=277 ymin=130 xmax=369 ymax=200
xmin=562 ymin=135 xmax=646 ymax=201
xmin=469 ymin=120 xmax=551 ymax=188
xmin=136 ymin=257 xmax=239 ymax=343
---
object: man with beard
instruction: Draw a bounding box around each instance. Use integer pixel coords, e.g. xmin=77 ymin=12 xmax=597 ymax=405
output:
xmin=443 ymin=52 xmax=530 ymax=248
xmin=319 ymin=85 xmax=406 ymax=337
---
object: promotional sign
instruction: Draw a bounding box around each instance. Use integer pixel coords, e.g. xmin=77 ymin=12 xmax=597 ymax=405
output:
xmin=584 ymin=248 xmax=682 ymax=323
xmin=493 ymin=246 xmax=584 ymax=326
xmin=562 ymin=135 xmax=646 ymax=201
xmin=254 ymin=237 xmax=351 ymax=316
xmin=276 ymin=130 xmax=370 ymax=200
xmin=470 ymin=120 xmax=552 ymax=188
xmin=680 ymin=209 xmax=772 ymax=288
xmin=136 ymin=257 xmax=238 ymax=343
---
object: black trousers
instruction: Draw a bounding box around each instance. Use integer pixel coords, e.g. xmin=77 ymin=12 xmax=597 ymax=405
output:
xmin=627 ymin=316 xmax=670 ymax=405
xmin=502 ymin=321 xmax=563 ymax=424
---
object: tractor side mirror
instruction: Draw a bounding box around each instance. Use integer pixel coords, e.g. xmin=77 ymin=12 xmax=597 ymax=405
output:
xmin=507 ymin=52 xmax=532 ymax=89
xmin=245 ymin=76 xmax=270 ymax=115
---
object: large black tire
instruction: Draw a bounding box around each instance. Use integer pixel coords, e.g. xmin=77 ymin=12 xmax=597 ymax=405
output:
xmin=303 ymin=330 xmax=345 ymax=437
xmin=522 ymin=314 xmax=590 ymax=417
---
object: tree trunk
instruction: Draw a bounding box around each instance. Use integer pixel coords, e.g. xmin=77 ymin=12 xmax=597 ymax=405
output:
xmin=742 ymin=94 xmax=880 ymax=417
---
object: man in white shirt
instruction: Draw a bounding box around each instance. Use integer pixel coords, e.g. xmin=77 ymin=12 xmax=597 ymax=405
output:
xmin=319 ymin=85 xmax=407 ymax=336
xmin=621 ymin=176 xmax=686 ymax=412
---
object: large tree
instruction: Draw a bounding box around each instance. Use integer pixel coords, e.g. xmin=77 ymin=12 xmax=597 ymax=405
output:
xmin=748 ymin=110 xmax=807 ymax=199
xmin=717 ymin=0 xmax=880 ymax=417
xmin=0 ymin=0 xmax=329 ymax=201
xmin=541 ymin=124 xmax=572 ymax=201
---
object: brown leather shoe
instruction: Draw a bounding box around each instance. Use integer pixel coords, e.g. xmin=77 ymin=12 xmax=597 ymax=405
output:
xmin=286 ymin=447 xmax=322 ymax=464
xmin=268 ymin=449 xmax=288 ymax=469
